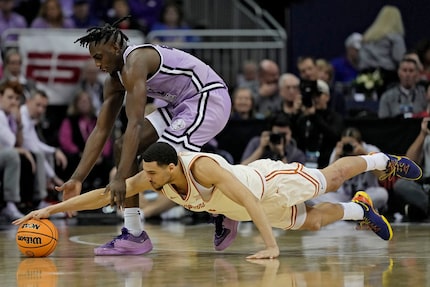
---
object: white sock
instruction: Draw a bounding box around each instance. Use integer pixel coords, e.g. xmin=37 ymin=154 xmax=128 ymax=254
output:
xmin=339 ymin=202 xmax=364 ymax=220
xmin=360 ymin=153 xmax=389 ymax=172
xmin=124 ymin=208 xmax=144 ymax=236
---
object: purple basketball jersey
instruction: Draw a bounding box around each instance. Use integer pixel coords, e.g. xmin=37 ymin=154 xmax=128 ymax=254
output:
xmin=120 ymin=44 xmax=231 ymax=151
xmin=121 ymin=44 xmax=226 ymax=105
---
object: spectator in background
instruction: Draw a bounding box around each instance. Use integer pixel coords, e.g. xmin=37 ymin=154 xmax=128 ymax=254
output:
xmin=393 ymin=117 xmax=430 ymax=222
xmin=0 ymin=81 xmax=36 ymax=219
xmin=403 ymin=51 xmax=429 ymax=87
xmin=236 ymin=59 xmax=258 ymax=88
xmin=273 ymin=73 xmax=302 ymax=130
xmin=59 ymin=0 xmax=77 ymax=19
xmin=308 ymin=127 xmax=389 ymax=212
xmin=128 ymin=0 xmax=164 ymax=35
xmin=20 ymin=89 xmax=68 ymax=197
xmin=295 ymin=79 xmax=343 ymax=168
xmin=358 ymin=5 xmax=406 ymax=96
xmin=150 ymin=1 xmax=199 ymax=45
xmin=0 ymin=0 xmax=28 ymax=47
xmin=78 ymin=59 xmax=104 ymax=115
xmin=106 ymin=0 xmax=144 ymax=31
xmin=14 ymin=0 xmax=41 ymax=27
xmin=316 ymin=58 xmax=345 ymax=116
xmin=246 ymin=59 xmax=280 ymax=119
xmin=297 ymin=56 xmax=319 ymax=82
xmin=230 ymin=86 xmax=255 ymax=120
xmin=58 ymin=90 xmax=114 ymax=191
xmin=298 ymin=56 xmax=345 ymax=116
xmin=330 ymin=32 xmax=362 ymax=85
xmin=71 ymin=0 xmax=100 ymax=29
xmin=0 ymin=148 xmax=23 ymax=220
xmin=0 ymin=49 xmax=37 ymax=102
xmin=409 ymin=85 xmax=430 ymax=119
xmin=378 ymin=58 xmax=427 ymax=119
xmin=316 ymin=58 xmax=334 ymax=86
xmin=415 ymin=39 xmax=430 ymax=83
xmin=241 ymin=112 xmax=305 ymax=165
xmin=31 ymin=0 xmax=75 ymax=28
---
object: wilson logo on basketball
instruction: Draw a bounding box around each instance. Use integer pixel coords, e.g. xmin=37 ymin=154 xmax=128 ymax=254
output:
xmin=16 ymin=236 xmax=43 ymax=245
xmin=21 ymin=223 xmax=41 ymax=230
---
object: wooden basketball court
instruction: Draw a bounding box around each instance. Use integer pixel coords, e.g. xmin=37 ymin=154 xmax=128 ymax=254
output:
xmin=1 ymin=218 xmax=430 ymax=286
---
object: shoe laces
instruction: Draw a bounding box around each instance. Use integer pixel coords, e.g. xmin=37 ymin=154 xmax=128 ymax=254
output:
xmin=379 ymin=158 xmax=410 ymax=181
xmin=359 ymin=217 xmax=381 ymax=234
xmin=107 ymin=228 xmax=129 ymax=244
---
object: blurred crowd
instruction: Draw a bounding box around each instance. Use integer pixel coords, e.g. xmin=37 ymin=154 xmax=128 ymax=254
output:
xmin=0 ymin=2 xmax=429 ymax=224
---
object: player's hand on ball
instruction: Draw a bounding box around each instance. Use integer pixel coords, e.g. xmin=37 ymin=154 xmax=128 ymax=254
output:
xmin=246 ymin=246 xmax=280 ymax=260
xmin=12 ymin=209 xmax=51 ymax=226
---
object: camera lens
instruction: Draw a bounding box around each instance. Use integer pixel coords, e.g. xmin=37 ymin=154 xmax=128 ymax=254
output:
xmin=342 ymin=143 xmax=354 ymax=155
xmin=300 ymin=80 xmax=318 ymax=108
xmin=269 ymin=133 xmax=283 ymax=144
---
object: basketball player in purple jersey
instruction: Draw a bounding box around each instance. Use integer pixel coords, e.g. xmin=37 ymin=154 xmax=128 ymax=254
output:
xmin=55 ymin=16 xmax=237 ymax=255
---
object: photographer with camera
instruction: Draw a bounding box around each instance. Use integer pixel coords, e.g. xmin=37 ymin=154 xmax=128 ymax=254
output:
xmin=392 ymin=117 xmax=430 ymax=222
xmin=294 ymin=79 xmax=344 ymax=168
xmin=307 ymin=127 xmax=389 ymax=211
xmin=240 ymin=112 xmax=305 ymax=165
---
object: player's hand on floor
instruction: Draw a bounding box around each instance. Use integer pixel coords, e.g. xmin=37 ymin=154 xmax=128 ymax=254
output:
xmin=246 ymin=246 xmax=280 ymax=259
xmin=12 ymin=209 xmax=51 ymax=226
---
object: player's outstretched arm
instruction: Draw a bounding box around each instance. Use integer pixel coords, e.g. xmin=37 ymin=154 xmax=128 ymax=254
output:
xmin=12 ymin=170 xmax=152 ymax=225
xmin=12 ymin=187 xmax=108 ymax=225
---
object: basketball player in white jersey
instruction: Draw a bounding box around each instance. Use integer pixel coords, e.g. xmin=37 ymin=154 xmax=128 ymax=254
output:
xmin=15 ymin=142 xmax=422 ymax=259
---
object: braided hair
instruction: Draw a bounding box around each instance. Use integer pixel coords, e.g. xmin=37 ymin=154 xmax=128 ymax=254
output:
xmin=74 ymin=16 xmax=130 ymax=48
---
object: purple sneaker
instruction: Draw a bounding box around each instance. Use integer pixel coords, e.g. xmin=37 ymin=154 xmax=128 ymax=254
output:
xmin=94 ymin=227 xmax=153 ymax=256
xmin=379 ymin=154 xmax=422 ymax=181
xmin=213 ymin=215 xmax=238 ymax=251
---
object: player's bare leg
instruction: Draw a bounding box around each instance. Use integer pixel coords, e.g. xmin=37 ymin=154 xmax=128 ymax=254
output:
xmin=299 ymin=192 xmax=393 ymax=241
xmin=296 ymin=152 xmax=422 ymax=241
xmin=321 ymin=153 xmax=421 ymax=192
xmin=94 ymin=119 xmax=158 ymax=256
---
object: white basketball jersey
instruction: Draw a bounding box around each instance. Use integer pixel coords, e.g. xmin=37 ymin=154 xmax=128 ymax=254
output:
xmin=161 ymin=152 xmax=265 ymax=221
xmin=161 ymin=152 xmax=324 ymax=229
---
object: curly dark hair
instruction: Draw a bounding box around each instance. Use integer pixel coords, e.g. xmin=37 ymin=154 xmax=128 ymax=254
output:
xmin=74 ymin=16 xmax=130 ymax=48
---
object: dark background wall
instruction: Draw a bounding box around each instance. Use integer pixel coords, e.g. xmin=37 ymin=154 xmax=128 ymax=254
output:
xmin=256 ymin=0 xmax=430 ymax=73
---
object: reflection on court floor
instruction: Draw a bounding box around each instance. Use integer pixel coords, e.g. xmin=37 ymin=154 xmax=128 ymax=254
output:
xmin=1 ymin=220 xmax=430 ymax=286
